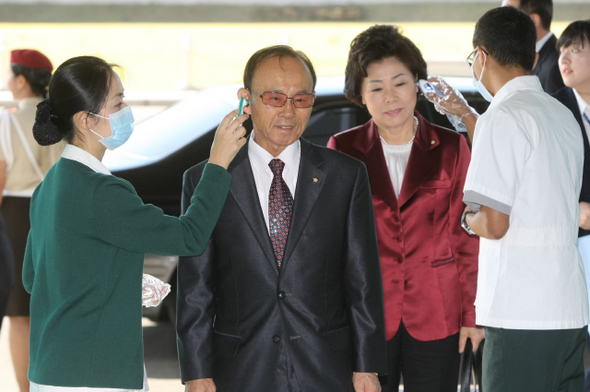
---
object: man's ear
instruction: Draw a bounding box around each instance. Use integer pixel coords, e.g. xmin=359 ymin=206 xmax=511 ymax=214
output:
xmin=477 ymin=47 xmax=487 ymax=66
xmin=529 ymin=13 xmax=542 ymax=30
xmin=238 ymin=88 xmax=251 ymax=115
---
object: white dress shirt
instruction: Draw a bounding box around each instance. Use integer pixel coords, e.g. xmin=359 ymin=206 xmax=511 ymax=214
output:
xmin=380 ymin=139 xmax=412 ymax=198
xmin=464 ymin=76 xmax=589 ymax=330
xmin=248 ymin=132 xmax=300 ymax=232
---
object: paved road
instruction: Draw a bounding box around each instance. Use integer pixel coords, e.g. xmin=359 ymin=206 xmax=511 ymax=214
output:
xmin=0 ymin=317 xmax=184 ymax=392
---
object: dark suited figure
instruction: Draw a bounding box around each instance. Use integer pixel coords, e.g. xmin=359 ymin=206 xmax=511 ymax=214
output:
xmin=552 ymin=19 xmax=590 ymax=392
xmin=177 ymin=45 xmax=387 ymax=392
xmin=502 ymin=0 xmax=564 ymax=93
xmin=0 ymin=212 xmax=14 ymax=331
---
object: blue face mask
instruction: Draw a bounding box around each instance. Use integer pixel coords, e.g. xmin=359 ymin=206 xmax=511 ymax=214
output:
xmin=89 ymin=106 xmax=135 ymax=150
xmin=471 ymin=50 xmax=494 ymax=103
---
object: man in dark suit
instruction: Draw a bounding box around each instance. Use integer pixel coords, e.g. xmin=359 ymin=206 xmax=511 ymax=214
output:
xmin=502 ymin=0 xmax=564 ymax=93
xmin=177 ymin=45 xmax=387 ymax=392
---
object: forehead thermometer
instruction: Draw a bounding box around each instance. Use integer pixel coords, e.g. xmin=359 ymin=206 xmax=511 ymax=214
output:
xmin=416 ymin=80 xmax=444 ymax=97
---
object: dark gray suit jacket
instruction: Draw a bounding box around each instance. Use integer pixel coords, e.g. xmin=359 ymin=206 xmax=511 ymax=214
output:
xmin=534 ymin=34 xmax=565 ymax=94
xmin=177 ymin=138 xmax=387 ymax=392
xmin=553 ymin=87 xmax=590 ymax=237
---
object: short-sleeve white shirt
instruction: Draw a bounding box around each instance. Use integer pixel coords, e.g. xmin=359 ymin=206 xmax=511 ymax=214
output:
xmin=464 ymin=75 xmax=589 ymax=330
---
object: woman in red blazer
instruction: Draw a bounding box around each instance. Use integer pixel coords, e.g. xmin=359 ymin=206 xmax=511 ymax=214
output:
xmin=328 ymin=25 xmax=482 ymax=392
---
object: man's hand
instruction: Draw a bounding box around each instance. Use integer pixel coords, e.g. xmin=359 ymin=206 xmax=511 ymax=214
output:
xmin=353 ymin=372 xmax=381 ymax=392
xmin=185 ymin=378 xmax=216 ymax=392
xmin=580 ymin=202 xmax=590 ymax=230
xmin=459 ymin=326 xmax=485 ymax=353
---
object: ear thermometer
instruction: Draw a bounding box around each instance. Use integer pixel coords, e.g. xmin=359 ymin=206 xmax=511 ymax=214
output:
xmin=238 ymin=97 xmax=248 ymax=116
xmin=416 ymin=80 xmax=444 ymax=97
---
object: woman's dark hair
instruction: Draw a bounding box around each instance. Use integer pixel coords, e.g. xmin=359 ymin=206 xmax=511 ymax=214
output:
xmin=33 ymin=56 xmax=118 ymax=146
xmin=11 ymin=64 xmax=52 ymax=99
xmin=344 ymin=24 xmax=427 ymax=107
xmin=556 ymin=20 xmax=590 ymax=51
xmin=243 ymin=45 xmax=317 ymax=90
xmin=472 ymin=7 xmax=537 ymax=71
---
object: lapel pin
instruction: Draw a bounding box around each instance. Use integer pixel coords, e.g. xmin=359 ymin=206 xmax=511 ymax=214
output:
xmin=312 ymin=177 xmax=320 ymax=184
xmin=431 ymin=140 xmax=436 ymax=145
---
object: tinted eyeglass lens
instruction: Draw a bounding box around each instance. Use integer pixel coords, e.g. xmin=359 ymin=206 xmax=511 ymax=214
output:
xmin=261 ymin=92 xmax=314 ymax=108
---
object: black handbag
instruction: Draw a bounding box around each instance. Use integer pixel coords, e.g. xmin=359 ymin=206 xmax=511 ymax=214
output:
xmin=459 ymin=339 xmax=484 ymax=392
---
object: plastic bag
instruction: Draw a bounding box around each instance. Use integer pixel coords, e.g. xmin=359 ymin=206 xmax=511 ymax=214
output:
xmin=142 ymin=273 xmax=171 ymax=308
xmin=423 ymin=76 xmax=479 ymax=133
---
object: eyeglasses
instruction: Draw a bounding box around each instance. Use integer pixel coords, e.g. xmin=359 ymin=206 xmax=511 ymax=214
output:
xmin=466 ymin=47 xmax=489 ymax=68
xmin=248 ymin=89 xmax=315 ymax=109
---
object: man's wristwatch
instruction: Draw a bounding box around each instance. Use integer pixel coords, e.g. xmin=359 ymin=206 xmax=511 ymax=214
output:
xmin=461 ymin=210 xmax=478 ymax=235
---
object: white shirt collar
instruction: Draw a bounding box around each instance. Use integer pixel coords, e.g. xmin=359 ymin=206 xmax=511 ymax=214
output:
xmin=573 ymin=89 xmax=590 ymax=122
xmin=61 ymin=144 xmax=111 ymax=175
xmin=536 ymin=31 xmax=554 ymax=53
xmin=489 ymin=75 xmax=543 ymax=108
xmin=248 ymin=132 xmax=301 ymax=175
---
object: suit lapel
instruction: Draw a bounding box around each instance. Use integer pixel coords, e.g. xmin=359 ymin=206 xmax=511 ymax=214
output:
xmin=563 ymin=88 xmax=585 ymax=128
xmin=352 ymin=119 xmax=399 ymax=212
xmin=281 ymin=139 xmax=326 ymax=269
xmin=229 ymin=144 xmax=280 ymax=275
xmin=534 ymin=34 xmax=557 ymax=76
xmin=397 ymin=113 xmax=437 ymax=207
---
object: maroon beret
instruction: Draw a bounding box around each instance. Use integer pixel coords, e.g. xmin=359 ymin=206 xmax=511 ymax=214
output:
xmin=10 ymin=49 xmax=53 ymax=71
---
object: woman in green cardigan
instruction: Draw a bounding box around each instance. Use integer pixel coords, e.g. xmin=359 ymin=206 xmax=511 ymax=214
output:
xmin=23 ymin=56 xmax=247 ymax=391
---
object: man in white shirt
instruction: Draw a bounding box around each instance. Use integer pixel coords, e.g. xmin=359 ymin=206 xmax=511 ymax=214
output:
xmin=461 ymin=7 xmax=588 ymax=392
xmin=502 ymin=0 xmax=565 ymax=93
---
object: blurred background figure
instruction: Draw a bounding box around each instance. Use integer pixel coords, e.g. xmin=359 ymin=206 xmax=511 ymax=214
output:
xmin=0 ymin=48 xmax=63 ymax=392
xmin=501 ymin=0 xmax=565 ymax=93
xmin=0 ymin=212 xmax=14 ymax=332
xmin=552 ymin=18 xmax=590 ymax=392
xmin=328 ymin=25 xmax=482 ymax=392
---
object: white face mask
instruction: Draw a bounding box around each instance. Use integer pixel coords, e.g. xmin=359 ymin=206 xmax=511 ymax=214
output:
xmin=471 ymin=50 xmax=494 ymax=103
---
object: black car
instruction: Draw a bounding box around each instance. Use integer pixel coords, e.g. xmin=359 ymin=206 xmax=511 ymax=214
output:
xmin=104 ymin=76 xmax=489 ymax=322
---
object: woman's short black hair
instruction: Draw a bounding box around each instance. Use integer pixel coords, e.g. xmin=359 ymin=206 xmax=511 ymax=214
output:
xmin=11 ymin=64 xmax=51 ymax=99
xmin=557 ymin=20 xmax=590 ymax=50
xmin=344 ymin=24 xmax=427 ymax=107
xmin=472 ymin=7 xmax=537 ymax=71
xmin=33 ymin=56 xmax=118 ymax=146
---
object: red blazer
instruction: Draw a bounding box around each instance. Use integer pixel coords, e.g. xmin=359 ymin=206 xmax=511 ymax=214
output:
xmin=328 ymin=112 xmax=479 ymax=342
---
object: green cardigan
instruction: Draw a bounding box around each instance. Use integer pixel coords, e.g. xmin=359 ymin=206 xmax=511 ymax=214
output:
xmin=23 ymin=157 xmax=231 ymax=389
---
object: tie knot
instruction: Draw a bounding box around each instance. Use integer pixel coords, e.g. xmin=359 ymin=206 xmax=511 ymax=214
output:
xmin=269 ymin=159 xmax=285 ymax=176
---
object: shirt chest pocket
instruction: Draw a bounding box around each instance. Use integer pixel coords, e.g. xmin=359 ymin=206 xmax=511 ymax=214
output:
xmin=421 ymin=179 xmax=452 ymax=190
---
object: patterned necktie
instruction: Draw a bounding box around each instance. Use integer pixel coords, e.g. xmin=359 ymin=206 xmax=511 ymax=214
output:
xmin=268 ymin=159 xmax=294 ymax=267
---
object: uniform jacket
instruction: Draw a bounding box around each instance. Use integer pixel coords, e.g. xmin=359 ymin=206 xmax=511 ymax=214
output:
xmin=23 ymin=159 xmax=231 ymax=389
xmin=177 ymin=138 xmax=387 ymax=392
xmin=553 ymin=86 xmax=590 ymax=237
xmin=327 ymin=113 xmax=479 ymax=342
xmin=534 ymin=34 xmax=565 ymax=94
